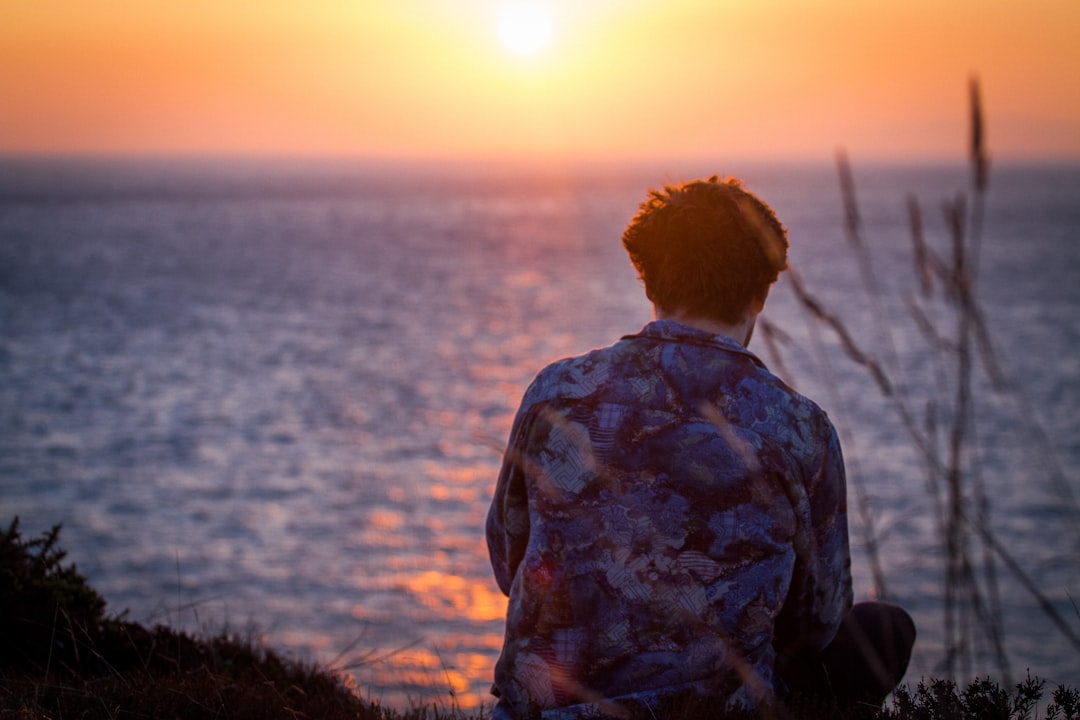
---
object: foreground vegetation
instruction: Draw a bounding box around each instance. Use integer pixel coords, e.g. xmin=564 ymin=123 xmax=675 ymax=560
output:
xmin=0 ymin=518 xmax=408 ymax=720
xmin=2 ymin=518 xmax=1078 ymax=719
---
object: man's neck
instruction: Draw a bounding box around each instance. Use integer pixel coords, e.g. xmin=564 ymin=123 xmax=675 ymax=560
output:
xmin=654 ymin=307 xmax=757 ymax=347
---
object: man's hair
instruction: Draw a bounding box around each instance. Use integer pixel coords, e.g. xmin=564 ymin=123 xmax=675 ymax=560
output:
xmin=621 ymin=176 xmax=789 ymax=325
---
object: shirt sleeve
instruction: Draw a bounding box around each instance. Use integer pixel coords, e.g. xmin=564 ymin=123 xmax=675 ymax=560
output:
xmin=486 ymin=400 xmax=538 ymax=596
xmin=774 ymin=421 xmax=853 ymax=656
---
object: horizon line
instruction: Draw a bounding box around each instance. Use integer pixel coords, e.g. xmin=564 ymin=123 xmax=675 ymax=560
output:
xmin=2 ymin=149 xmax=1080 ymax=168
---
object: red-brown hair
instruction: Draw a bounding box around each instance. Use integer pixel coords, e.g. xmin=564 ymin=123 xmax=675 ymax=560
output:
xmin=621 ymin=176 xmax=788 ymax=325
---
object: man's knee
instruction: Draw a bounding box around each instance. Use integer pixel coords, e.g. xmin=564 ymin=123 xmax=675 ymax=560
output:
xmin=823 ymin=601 xmax=916 ymax=705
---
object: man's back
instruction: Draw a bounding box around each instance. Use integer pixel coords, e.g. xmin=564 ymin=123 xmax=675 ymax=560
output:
xmin=487 ymin=319 xmax=852 ymax=714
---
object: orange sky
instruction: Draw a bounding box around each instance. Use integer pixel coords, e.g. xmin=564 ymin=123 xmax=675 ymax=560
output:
xmin=2 ymin=0 xmax=1078 ymax=162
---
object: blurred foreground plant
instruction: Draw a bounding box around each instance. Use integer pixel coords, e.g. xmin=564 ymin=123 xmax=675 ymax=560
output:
xmin=0 ymin=517 xmax=424 ymax=720
xmin=760 ymin=78 xmax=1080 ymax=682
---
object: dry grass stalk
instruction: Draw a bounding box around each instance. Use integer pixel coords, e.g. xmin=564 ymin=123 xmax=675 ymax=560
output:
xmin=772 ymin=78 xmax=1080 ymax=683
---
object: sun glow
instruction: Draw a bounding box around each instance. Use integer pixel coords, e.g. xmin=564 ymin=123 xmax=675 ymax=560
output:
xmin=2 ymin=2 xmax=1078 ymax=159
xmin=496 ymin=1 xmax=553 ymax=55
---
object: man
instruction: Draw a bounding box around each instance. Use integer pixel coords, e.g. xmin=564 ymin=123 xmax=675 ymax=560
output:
xmin=486 ymin=176 xmax=914 ymax=718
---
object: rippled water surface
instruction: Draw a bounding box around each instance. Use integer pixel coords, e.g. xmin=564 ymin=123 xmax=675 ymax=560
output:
xmin=2 ymin=158 xmax=1078 ymax=707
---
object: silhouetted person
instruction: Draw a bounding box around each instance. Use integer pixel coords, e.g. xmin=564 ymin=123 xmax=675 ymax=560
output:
xmin=487 ymin=176 xmax=914 ymax=718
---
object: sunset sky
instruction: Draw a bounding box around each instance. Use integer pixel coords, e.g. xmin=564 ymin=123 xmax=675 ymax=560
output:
xmin=3 ymin=0 xmax=1078 ymax=162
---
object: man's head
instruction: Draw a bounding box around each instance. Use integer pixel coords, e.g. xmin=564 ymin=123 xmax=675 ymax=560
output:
xmin=621 ymin=176 xmax=788 ymax=326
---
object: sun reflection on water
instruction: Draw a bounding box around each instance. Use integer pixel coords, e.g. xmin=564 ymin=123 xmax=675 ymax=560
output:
xmin=344 ymin=568 xmax=508 ymax=709
xmin=348 ymin=637 xmax=505 ymax=710
xmin=400 ymin=571 xmax=507 ymax=623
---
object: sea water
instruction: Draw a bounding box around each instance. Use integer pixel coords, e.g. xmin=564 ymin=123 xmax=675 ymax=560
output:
xmin=1 ymin=157 xmax=1078 ymax=708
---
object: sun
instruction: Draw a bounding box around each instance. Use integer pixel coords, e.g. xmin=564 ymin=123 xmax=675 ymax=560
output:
xmin=496 ymin=2 xmax=553 ymax=55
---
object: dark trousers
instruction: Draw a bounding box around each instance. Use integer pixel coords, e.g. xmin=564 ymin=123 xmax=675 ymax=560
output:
xmin=778 ymin=602 xmax=917 ymax=707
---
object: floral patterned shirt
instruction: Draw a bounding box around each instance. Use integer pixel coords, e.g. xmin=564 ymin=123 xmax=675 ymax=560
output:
xmin=487 ymin=320 xmax=852 ymax=716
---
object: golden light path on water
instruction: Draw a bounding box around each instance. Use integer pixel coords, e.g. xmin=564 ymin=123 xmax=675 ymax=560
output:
xmin=346 ymin=490 xmax=510 ymax=708
xmin=315 ymin=262 xmax=599 ymax=709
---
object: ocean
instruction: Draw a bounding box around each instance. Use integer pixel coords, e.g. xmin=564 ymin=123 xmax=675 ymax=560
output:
xmin=1 ymin=156 xmax=1078 ymax=708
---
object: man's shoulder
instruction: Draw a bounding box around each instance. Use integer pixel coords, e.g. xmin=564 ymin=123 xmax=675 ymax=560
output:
xmin=740 ymin=368 xmax=838 ymax=438
xmin=748 ymin=369 xmax=830 ymax=416
xmin=518 ymin=331 xmax=837 ymax=436
xmin=522 ymin=339 xmax=633 ymax=406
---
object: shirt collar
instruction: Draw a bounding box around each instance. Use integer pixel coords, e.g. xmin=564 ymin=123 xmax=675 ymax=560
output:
xmin=623 ymin=319 xmax=767 ymax=369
